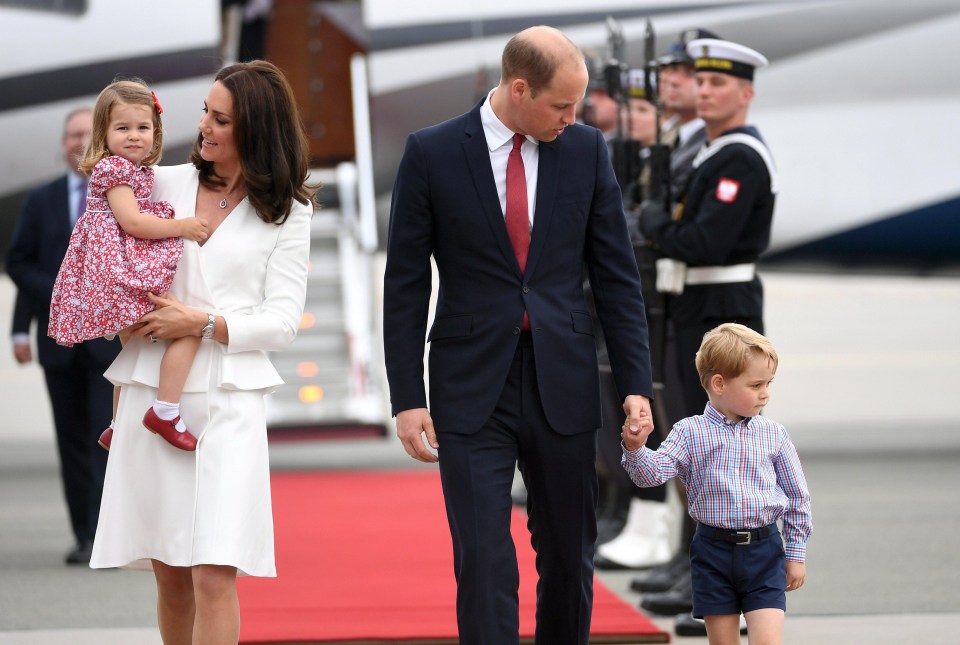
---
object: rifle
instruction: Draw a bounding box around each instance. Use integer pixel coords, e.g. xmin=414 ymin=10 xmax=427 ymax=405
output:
xmin=643 ymin=17 xmax=671 ymax=213
xmin=635 ymin=19 xmax=670 ymax=410
xmin=603 ymin=17 xmax=641 ymax=192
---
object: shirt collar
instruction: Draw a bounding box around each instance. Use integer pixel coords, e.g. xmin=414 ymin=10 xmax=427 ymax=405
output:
xmin=704 ymin=402 xmax=753 ymax=427
xmin=480 ymin=88 xmax=536 ymax=152
xmin=678 ymin=118 xmax=704 ymax=146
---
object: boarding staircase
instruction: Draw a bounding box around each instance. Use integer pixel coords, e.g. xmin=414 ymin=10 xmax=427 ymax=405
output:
xmin=264 ymin=163 xmax=388 ymax=434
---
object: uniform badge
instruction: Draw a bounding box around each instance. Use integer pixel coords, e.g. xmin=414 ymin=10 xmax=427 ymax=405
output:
xmin=716 ymin=177 xmax=740 ymax=203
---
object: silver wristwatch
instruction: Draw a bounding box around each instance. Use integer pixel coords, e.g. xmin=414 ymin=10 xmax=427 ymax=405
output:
xmin=201 ymin=313 xmax=215 ymax=339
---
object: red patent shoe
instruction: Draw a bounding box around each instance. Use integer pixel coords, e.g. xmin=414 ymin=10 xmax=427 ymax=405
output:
xmin=98 ymin=427 xmax=113 ymax=451
xmin=142 ymin=408 xmax=198 ymax=451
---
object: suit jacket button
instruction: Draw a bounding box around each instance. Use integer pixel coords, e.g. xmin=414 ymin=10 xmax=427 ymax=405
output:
xmin=522 ymin=286 xmax=530 ymax=293
xmin=513 ymin=326 xmax=521 ymax=335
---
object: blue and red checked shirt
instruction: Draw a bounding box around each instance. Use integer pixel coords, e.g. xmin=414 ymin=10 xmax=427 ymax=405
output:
xmin=622 ymin=403 xmax=812 ymax=561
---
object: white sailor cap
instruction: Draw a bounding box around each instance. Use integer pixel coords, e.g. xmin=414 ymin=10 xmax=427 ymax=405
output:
xmin=686 ymin=38 xmax=768 ymax=80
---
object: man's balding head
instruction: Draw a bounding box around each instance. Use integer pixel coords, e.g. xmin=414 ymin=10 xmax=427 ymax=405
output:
xmin=501 ymin=25 xmax=585 ymax=96
xmin=492 ymin=25 xmax=587 ymax=141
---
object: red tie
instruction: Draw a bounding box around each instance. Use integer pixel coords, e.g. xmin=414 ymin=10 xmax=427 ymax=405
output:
xmin=506 ymin=133 xmax=530 ymax=329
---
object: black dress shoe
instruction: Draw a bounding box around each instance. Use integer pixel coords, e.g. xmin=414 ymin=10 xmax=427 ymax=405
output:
xmin=65 ymin=540 xmax=93 ymax=564
xmin=674 ymin=612 xmax=708 ymax=636
xmin=674 ymin=612 xmax=748 ymax=636
xmin=640 ymin=573 xmax=693 ymax=615
xmin=630 ymin=551 xmax=689 ymax=593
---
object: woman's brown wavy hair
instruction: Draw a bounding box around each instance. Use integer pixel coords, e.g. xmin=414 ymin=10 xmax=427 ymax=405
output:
xmin=190 ymin=60 xmax=318 ymax=224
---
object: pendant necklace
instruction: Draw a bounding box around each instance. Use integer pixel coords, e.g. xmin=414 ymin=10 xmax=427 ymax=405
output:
xmin=219 ymin=186 xmax=237 ymax=209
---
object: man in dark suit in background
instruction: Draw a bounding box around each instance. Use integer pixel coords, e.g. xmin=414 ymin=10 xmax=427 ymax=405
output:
xmin=6 ymin=108 xmax=120 ymax=565
xmin=383 ymin=26 xmax=654 ymax=644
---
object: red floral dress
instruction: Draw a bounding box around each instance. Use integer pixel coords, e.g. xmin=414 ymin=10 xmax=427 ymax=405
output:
xmin=49 ymin=156 xmax=183 ymax=346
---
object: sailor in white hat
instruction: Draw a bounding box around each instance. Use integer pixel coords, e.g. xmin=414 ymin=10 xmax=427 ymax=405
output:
xmin=686 ymin=38 xmax=768 ymax=81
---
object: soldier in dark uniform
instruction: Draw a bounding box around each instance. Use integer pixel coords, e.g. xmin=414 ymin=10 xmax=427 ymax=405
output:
xmin=641 ymin=37 xmax=775 ymax=418
xmin=635 ymin=38 xmax=777 ymax=631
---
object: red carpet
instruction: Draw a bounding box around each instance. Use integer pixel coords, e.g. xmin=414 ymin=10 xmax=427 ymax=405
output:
xmin=239 ymin=470 xmax=669 ymax=644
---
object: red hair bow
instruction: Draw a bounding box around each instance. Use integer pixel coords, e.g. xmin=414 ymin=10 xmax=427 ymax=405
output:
xmin=151 ymin=90 xmax=163 ymax=115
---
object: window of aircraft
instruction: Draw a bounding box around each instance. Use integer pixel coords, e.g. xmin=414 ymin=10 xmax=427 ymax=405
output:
xmin=1 ymin=0 xmax=86 ymax=14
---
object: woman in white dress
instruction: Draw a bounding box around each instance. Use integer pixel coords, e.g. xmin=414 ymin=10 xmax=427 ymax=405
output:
xmin=90 ymin=60 xmax=316 ymax=644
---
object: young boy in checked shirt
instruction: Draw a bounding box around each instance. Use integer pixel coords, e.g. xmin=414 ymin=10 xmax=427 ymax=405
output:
xmin=621 ymin=323 xmax=811 ymax=644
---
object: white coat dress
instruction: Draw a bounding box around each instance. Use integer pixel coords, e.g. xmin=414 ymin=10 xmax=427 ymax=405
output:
xmin=90 ymin=164 xmax=312 ymax=577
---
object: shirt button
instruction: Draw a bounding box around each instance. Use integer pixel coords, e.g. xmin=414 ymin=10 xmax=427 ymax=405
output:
xmin=513 ymin=326 xmax=521 ymax=335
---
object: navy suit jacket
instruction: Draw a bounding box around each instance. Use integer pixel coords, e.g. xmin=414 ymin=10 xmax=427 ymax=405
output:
xmin=384 ymin=100 xmax=653 ymax=435
xmin=6 ymin=175 xmax=119 ymax=370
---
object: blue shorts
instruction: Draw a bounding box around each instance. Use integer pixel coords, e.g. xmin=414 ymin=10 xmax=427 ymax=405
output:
xmin=690 ymin=522 xmax=787 ymax=618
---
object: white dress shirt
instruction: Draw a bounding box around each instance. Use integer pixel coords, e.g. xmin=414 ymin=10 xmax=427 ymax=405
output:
xmin=480 ymin=88 xmax=538 ymax=229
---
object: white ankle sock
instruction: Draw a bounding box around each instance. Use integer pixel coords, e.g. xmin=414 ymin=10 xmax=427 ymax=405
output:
xmin=153 ymin=400 xmax=187 ymax=433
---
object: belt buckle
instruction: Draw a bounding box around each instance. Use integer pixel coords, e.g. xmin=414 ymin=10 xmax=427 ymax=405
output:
xmin=735 ymin=531 xmax=752 ymax=545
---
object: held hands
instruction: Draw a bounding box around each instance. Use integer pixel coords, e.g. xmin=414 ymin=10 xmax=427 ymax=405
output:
xmin=396 ymin=407 xmax=439 ymax=463
xmin=179 ymin=217 xmax=209 ymax=242
xmin=621 ymin=394 xmax=654 ymax=452
xmin=786 ymin=561 xmax=806 ymax=592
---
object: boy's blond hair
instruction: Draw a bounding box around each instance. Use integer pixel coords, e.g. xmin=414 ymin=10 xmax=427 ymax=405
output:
xmin=695 ymin=323 xmax=778 ymax=392
xmin=79 ymin=78 xmax=163 ymax=175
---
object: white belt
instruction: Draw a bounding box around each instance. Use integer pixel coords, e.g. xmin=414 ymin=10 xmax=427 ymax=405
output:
xmin=685 ymin=263 xmax=756 ymax=285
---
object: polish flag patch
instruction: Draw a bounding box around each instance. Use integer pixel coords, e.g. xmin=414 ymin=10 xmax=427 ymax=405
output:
xmin=716 ymin=177 xmax=740 ymax=203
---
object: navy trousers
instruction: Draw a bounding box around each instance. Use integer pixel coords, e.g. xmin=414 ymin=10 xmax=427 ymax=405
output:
xmin=437 ymin=334 xmax=598 ymax=645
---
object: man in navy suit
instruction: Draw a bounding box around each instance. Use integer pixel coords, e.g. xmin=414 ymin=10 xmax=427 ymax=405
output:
xmin=6 ymin=108 xmax=120 ymax=564
xmin=383 ymin=26 xmax=654 ymax=644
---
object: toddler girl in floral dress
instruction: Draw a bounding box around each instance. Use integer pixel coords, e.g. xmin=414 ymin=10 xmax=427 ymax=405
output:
xmin=49 ymin=79 xmax=208 ymax=451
